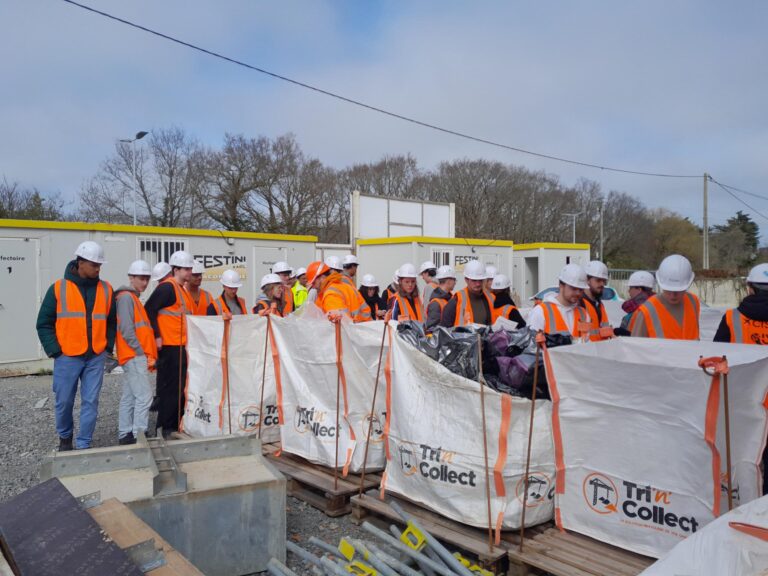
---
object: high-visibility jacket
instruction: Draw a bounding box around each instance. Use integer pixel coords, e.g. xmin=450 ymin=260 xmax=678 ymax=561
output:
xmin=452 ymin=288 xmax=494 ymax=326
xmin=54 ymin=278 xmax=113 ymax=356
xmin=282 ymin=285 xmax=295 ymax=315
xmin=318 ymin=275 xmax=372 ymax=322
xmin=539 ymin=301 xmax=587 ymax=337
xmin=252 ymin=300 xmax=284 ymax=316
xmin=632 ymin=293 xmax=700 ymax=340
xmin=291 ymin=281 xmax=308 ymax=308
xmin=492 ymin=303 xmax=520 ymax=324
xmin=156 ymin=279 xmax=195 ymax=346
xmin=116 ymin=292 xmax=158 ymax=366
xmin=340 ymin=275 xmax=357 ymax=290
xmin=724 ymin=309 xmax=768 ymax=345
xmin=190 ymin=289 xmax=214 ymax=316
xmin=391 ymin=293 xmax=423 ymax=322
xmin=582 ymin=297 xmax=612 ymax=341
xmin=210 ymin=294 xmax=248 ymax=316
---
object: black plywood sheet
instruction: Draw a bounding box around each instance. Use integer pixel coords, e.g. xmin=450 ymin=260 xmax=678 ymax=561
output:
xmin=0 ymin=477 xmax=142 ymax=576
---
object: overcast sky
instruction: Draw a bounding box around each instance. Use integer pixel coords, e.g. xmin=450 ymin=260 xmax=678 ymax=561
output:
xmin=2 ymin=1 xmax=767 ymax=238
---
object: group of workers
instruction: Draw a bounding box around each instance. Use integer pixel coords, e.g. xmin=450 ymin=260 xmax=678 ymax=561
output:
xmin=36 ymin=241 xmax=768 ymax=453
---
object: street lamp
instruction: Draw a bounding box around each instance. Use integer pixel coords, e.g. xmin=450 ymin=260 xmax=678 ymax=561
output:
xmin=563 ymin=212 xmax=582 ymax=244
xmin=119 ymin=131 xmax=149 ymax=225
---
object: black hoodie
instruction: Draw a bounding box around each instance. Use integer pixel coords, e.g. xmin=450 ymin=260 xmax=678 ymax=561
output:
xmin=713 ymin=292 xmax=768 ymax=342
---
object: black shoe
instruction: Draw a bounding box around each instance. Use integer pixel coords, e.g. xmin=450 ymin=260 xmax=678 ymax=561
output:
xmin=58 ymin=436 xmax=73 ymax=452
xmin=118 ymin=432 xmax=136 ymax=445
xmin=149 ymin=396 xmax=159 ymax=413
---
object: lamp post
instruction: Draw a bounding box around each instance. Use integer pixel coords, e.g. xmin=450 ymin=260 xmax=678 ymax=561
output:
xmin=119 ymin=131 xmax=149 ymax=225
xmin=563 ymin=212 xmax=582 ymax=244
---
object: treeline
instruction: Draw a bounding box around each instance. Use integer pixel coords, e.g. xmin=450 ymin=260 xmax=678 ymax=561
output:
xmin=1 ymin=127 xmax=761 ymax=271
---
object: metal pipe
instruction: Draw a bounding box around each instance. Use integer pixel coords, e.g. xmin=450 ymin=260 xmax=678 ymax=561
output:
xmin=357 ymin=540 xmax=424 ymax=576
xmin=361 ymin=521 xmax=459 ymax=576
xmin=389 ymin=501 xmax=474 ymax=576
xmin=390 ymin=524 xmax=438 ymax=575
xmin=308 ymin=537 xmax=346 ymax=560
xmin=286 ymin=540 xmax=325 ymax=569
xmin=268 ymin=558 xmax=300 ymax=576
xmin=321 ymin=556 xmax=350 ymax=576
xmin=348 ymin=540 xmax=399 ymax=576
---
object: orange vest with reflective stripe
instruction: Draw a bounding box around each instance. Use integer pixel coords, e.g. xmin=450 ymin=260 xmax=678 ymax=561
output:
xmin=453 ymin=288 xmax=494 ymax=326
xmin=210 ymin=294 xmax=248 ymax=316
xmin=319 ymin=276 xmax=372 ymax=322
xmin=393 ymin=293 xmax=423 ymax=322
xmin=190 ymin=289 xmax=214 ymax=316
xmin=116 ymin=292 xmax=158 ymax=366
xmin=54 ymin=279 xmax=113 ymax=356
xmin=634 ymin=293 xmax=700 ymax=340
xmin=582 ymin=298 xmax=611 ymax=341
xmin=156 ymin=279 xmax=195 ymax=346
xmin=725 ymin=309 xmax=768 ymax=345
xmin=491 ymin=303 xmax=519 ymax=324
xmin=282 ymin=285 xmax=294 ymax=315
xmin=540 ymin=301 xmax=586 ymax=338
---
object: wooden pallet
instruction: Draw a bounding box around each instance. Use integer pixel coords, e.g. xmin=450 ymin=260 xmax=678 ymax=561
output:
xmin=351 ymin=490 xmax=514 ymax=575
xmin=503 ymin=527 xmax=655 ymax=576
xmin=264 ymin=446 xmax=382 ymax=517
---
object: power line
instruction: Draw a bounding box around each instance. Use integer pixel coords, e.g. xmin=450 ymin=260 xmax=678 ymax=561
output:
xmin=710 ymin=177 xmax=768 ymax=203
xmin=711 ymin=179 xmax=768 ymax=222
xmin=60 ymin=0 xmax=703 ymax=180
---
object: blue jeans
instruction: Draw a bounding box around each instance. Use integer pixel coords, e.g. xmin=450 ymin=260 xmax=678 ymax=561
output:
xmin=52 ymin=352 xmax=106 ymax=449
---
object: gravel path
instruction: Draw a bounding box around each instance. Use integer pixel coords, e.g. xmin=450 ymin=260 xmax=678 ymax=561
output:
xmin=0 ymin=373 xmax=379 ymax=575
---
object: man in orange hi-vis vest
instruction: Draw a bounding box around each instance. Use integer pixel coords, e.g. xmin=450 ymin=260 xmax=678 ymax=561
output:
xmin=145 ymin=250 xmax=195 ymax=437
xmin=582 ymin=260 xmax=614 ymax=341
xmin=36 ymin=241 xmax=116 ymax=451
xmin=115 ymin=260 xmax=157 ymax=445
xmin=631 ymin=254 xmax=700 ymax=340
xmin=425 ymin=265 xmax=456 ymax=333
xmin=185 ymin=259 xmax=214 ymax=315
xmin=714 ymin=263 xmax=768 ymax=345
xmin=308 ymin=261 xmax=372 ymax=323
xmin=527 ymin=263 xmax=589 ymax=338
xmin=440 ymin=259 xmax=494 ymax=327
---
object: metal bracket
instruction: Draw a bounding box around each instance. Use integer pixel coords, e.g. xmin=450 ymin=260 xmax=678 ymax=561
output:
xmin=123 ymin=538 xmax=166 ymax=573
xmin=76 ymin=490 xmax=102 ymax=509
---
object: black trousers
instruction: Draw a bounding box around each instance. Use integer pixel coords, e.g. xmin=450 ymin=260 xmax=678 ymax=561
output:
xmin=155 ymin=345 xmax=188 ymax=433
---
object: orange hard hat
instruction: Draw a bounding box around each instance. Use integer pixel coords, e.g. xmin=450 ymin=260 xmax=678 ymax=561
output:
xmin=305 ymin=261 xmax=331 ymax=286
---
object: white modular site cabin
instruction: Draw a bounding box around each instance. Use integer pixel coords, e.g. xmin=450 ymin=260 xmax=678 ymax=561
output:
xmin=512 ymin=243 xmax=591 ymax=302
xmin=0 ymin=219 xmax=316 ymax=375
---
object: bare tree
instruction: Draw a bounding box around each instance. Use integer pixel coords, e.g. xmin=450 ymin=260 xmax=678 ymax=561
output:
xmin=0 ymin=177 xmax=64 ymax=220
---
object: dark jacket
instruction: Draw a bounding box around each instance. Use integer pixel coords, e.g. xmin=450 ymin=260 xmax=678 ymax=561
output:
xmin=714 ymin=292 xmax=768 ymax=342
xmin=359 ymin=287 xmax=386 ymax=318
xmin=425 ymin=288 xmax=452 ymax=332
xmin=492 ymin=291 xmax=527 ymax=328
xmin=36 ymin=260 xmax=117 ymax=358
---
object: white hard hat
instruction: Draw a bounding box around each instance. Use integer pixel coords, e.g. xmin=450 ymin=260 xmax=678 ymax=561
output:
xmin=74 ymin=241 xmax=106 ymax=264
xmin=558 ymin=264 xmax=589 ymax=290
xmin=192 ymin=260 xmax=205 ymax=274
xmin=273 ymin=261 xmax=292 ymax=274
xmin=397 ymin=263 xmax=418 ymax=279
xmin=361 ymin=274 xmax=378 ymax=288
xmin=656 ymin=254 xmax=694 ymax=292
xmin=584 ymin=260 xmax=609 ymax=280
xmin=628 ymin=270 xmax=655 ymax=289
xmin=169 ymin=250 xmax=194 ymax=268
xmin=127 ymin=259 xmax=151 ymax=276
xmin=747 ymin=263 xmax=768 ymax=284
xmin=392 ymin=270 xmax=400 ymax=285
xmin=151 ymin=262 xmax=172 ymax=281
xmin=419 ymin=260 xmax=437 ymax=274
xmin=463 ymin=260 xmax=487 ymax=281
xmin=294 ymin=267 xmax=307 ymax=278
xmin=491 ymin=274 xmax=511 ymax=290
xmin=343 ymin=255 xmax=359 ymax=266
xmin=325 ymin=256 xmax=343 ymax=271
xmin=436 ymin=265 xmax=456 ymax=281
xmin=484 ymin=265 xmax=497 ymax=280
xmin=221 ymin=269 xmax=243 ymax=288
xmin=260 ymin=273 xmax=282 ymax=289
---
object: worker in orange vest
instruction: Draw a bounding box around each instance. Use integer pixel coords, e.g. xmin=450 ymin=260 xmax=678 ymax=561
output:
xmin=144 ymin=250 xmax=196 ymax=437
xmin=252 ymin=273 xmax=286 ymax=316
xmin=389 ymin=263 xmax=424 ymax=321
xmin=440 ymin=260 xmax=494 ymax=327
xmin=631 ymin=254 xmax=700 ymax=340
xmin=527 ymin=264 xmax=589 ymax=338
xmin=208 ymin=269 xmax=248 ymax=316
xmin=115 ymin=260 xmax=158 ymax=445
xmin=308 ymin=261 xmax=372 ymax=322
xmin=382 ymin=271 xmax=399 ymax=304
xmin=273 ymin=261 xmax=295 ymax=314
xmin=582 ymin=260 xmax=614 ymax=341
xmin=714 ymin=263 xmax=768 ymax=344
xmin=490 ymin=274 xmax=526 ymax=327
xmin=36 ymin=241 xmax=116 ymax=451
xmin=186 ymin=259 xmax=214 ymax=315
xmin=425 ymin=265 xmax=456 ymax=332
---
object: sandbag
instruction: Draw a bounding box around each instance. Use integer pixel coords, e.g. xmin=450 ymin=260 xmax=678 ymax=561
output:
xmin=545 ymin=338 xmax=768 ymax=558
xmin=383 ymin=324 xmax=555 ymax=530
xmin=182 ymin=315 xmax=280 ymax=442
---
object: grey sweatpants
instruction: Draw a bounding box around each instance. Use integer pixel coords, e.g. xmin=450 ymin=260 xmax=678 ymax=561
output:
xmin=118 ymin=357 xmax=152 ymax=439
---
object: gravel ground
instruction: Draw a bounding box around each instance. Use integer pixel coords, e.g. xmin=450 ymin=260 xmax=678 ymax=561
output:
xmin=0 ymin=373 xmax=381 ymax=575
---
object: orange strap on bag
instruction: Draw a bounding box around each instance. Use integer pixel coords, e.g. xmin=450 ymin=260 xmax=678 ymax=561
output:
xmin=218 ymin=317 xmax=231 ymax=431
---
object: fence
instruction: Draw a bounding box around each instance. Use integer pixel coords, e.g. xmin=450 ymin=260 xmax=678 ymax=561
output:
xmin=609 ymin=269 xmax=743 ymax=307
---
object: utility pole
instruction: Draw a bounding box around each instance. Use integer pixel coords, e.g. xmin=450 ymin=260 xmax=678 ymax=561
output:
xmin=703 ymin=173 xmax=709 ymax=269
xmin=564 ymin=212 xmax=582 ymax=244
xmin=599 ymin=200 xmax=604 ymax=261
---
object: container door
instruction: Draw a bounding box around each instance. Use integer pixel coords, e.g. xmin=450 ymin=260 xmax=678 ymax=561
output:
xmin=0 ymin=238 xmax=41 ymax=363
